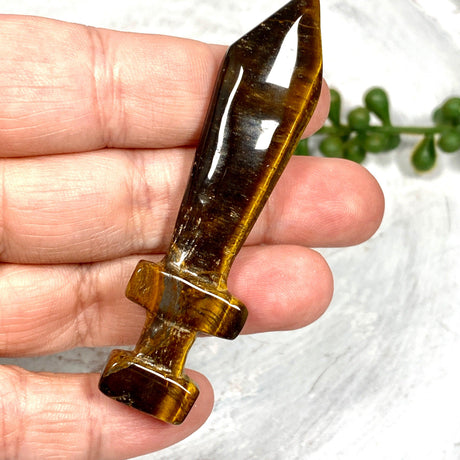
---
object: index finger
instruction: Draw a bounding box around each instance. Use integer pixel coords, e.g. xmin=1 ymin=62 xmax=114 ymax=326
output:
xmin=0 ymin=15 xmax=328 ymax=157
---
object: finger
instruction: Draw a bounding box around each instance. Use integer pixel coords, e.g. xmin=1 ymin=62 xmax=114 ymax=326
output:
xmin=305 ymin=80 xmax=329 ymax=137
xmin=0 ymin=15 xmax=328 ymax=157
xmin=0 ymin=245 xmax=332 ymax=357
xmin=0 ymin=152 xmax=384 ymax=263
xmin=0 ymin=367 xmax=213 ymax=459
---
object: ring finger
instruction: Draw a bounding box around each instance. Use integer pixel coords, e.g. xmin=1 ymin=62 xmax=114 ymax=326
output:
xmin=0 ymin=244 xmax=333 ymax=357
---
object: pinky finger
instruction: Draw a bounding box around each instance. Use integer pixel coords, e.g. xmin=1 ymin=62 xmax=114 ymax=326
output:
xmin=0 ymin=367 xmax=213 ymax=459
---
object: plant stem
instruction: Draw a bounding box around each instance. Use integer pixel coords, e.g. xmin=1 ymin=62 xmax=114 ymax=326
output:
xmin=318 ymin=125 xmax=446 ymax=136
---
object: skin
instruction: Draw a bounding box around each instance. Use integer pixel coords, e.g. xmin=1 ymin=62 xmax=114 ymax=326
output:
xmin=0 ymin=15 xmax=384 ymax=460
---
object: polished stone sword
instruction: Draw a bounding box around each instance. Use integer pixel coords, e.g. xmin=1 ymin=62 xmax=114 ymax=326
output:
xmin=99 ymin=0 xmax=322 ymax=425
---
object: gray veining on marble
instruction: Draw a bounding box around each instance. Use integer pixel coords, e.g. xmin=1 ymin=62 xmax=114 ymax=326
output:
xmin=0 ymin=1 xmax=459 ymax=459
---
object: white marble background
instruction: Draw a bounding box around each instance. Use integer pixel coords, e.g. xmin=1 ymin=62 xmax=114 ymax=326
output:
xmin=0 ymin=1 xmax=459 ymax=459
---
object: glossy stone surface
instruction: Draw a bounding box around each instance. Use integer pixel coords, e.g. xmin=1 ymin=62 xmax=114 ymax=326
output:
xmin=99 ymin=0 xmax=322 ymax=424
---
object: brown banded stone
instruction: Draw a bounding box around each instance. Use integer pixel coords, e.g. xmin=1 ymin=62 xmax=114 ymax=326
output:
xmin=99 ymin=0 xmax=323 ymax=424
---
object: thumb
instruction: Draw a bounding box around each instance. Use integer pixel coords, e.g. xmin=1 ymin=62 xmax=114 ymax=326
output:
xmin=0 ymin=366 xmax=213 ymax=459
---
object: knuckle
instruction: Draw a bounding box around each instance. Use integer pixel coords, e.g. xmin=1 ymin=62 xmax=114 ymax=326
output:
xmin=127 ymin=152 xmax=174 ymax=252
xmin=86 ymin=26 xmax=123 ymax=147
xmin=126 ymin=154 xmax=150 ymax=252
xmin=0 ymin=366 xmax=24 ymax=459
xmin=73 ymin=264 xmax=101 ymax=347
xmin=0 ymin=161 xmax=7 ymax=260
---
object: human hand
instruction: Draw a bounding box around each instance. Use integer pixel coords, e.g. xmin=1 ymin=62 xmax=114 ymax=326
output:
xmin=0 ymin=15 xmax=384 ymax=459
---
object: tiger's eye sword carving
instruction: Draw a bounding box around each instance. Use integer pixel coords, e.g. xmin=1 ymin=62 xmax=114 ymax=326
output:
xmin=99 ymin=0 xmax=322 ymax=425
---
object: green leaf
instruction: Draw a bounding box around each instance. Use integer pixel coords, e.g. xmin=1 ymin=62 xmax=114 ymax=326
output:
xmin=364 ymin=88 xmax=391 ymax=125
xmin=442 ymin=97 xmax=460 ymax=125
xmin=319 ymin=135 xmax=344 ymax=158
xmin=438 ymin=130 xmax=460 ymax=153
xmin=411 ymin=135 xmax=437 ymax=172
xmin=328 ymin=89 xmax=342 ymax=127
xmin=344 ymin=137 xmax=366 ymax=163
xmin=433 ymin=107 xmax=450 ymax=126
xmin=387 ymin=134 xmax=401 ymax=149
xmin=347 ymin=107 xmax=370 ymax=131
xmin=294 ymin=138 xmax=310 ymax=156
xmin=363 ymin=132 xmax=391 ymax=153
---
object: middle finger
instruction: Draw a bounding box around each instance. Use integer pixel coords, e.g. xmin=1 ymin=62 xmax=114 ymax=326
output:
xmin=0 ymin=151 xmax=383 ymax=264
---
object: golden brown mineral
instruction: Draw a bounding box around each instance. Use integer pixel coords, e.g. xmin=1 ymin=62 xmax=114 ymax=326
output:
xmin=99 ymin=0 xmax=323 ymax=424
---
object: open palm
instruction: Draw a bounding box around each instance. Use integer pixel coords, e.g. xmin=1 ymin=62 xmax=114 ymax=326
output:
xmin=0 ymin=15 xmax=384 ymax=459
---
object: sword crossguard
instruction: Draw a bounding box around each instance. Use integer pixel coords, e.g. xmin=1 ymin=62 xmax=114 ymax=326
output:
xmin=99 ymin=261 xmax=247 ymax=424
xmin=99 ymin=260 xmax=247 ymax=424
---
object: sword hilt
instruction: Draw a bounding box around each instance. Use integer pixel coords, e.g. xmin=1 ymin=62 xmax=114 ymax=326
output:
xmin=99 ymin=0 xmax=322 ymax=424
